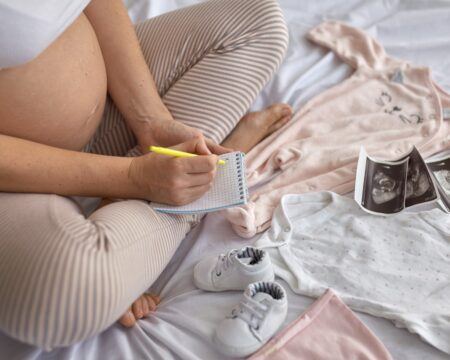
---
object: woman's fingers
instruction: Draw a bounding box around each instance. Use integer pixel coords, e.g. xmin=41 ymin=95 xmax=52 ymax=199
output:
xmin=170 ymin=184 xmax=211 ymax=205
xmin=171 ymin=137 xmax=209 ymax=155
xmin=194 ymin=136 xmax=212 ymax=155
xmin=185 ymin=172 xmax=216 ymax=186
xmin=177 ymin=155 xmax=218 ymax=174
xmin=185 ymin=184 xmax=212 ymax=201
xmin=168 ymin=153 xmax=218 ymax=202
xmin=205 ymin=138 xmax=233 ymax=154
xmin=130 ymin=137 xmax=224 ymax=204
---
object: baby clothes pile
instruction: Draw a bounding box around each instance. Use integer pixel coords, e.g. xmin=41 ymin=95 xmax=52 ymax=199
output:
xmin=225 ymin=20 xmax=450 ymax=238
xmin=217 ymin=20 xmax=450 ymax=357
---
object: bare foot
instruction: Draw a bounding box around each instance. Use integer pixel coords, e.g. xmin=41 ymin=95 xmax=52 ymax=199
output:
xmin=119 ymin=293 xmax=160 ymax=327
xmin=222 ymin=103 xmax=293 ymax=153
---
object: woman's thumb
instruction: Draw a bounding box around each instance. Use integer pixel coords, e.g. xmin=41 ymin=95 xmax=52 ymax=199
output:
xmin=171 ymin=137 xmax=210 ymax=155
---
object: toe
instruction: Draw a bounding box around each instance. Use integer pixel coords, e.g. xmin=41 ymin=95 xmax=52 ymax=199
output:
xmin=267 ymin=115 xmax=291 ymax=134
xmin=150 ymin=294 xmax=161 ymax=305
xmin=269 ymin=103 xmax=293 ymax=119
xmin=132 ymin=297 xmax=144 ymax=319
xmin=141 ymin=296 xmax=150 ymax=316
xmin=145 ymin=294 xmax=157 ymax=311
xmin=146 ymin=293 xmax=160 ymax=306
xmin=119 ymin=309 xmax=136 ymax=328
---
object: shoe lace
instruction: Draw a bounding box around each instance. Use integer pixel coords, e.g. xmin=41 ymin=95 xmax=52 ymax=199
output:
xmin=214 ymin=249 xmax=238 ymax=276
xmin=230 ymin=293 xmax=269 ymax=342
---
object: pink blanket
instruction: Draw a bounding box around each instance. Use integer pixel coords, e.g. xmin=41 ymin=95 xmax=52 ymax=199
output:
xmin=250 ymin=289 xmax=392 ymax=360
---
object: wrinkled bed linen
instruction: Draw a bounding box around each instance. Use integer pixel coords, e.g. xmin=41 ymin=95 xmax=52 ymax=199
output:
xmin=2 ymin=0 xmax=450 ymax=359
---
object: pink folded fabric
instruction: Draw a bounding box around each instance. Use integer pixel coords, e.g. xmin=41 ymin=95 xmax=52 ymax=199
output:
xmin=249 ymin=289 xmax=392 ymax=360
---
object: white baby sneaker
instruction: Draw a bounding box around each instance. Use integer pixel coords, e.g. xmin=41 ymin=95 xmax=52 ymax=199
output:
xmin=194 ymin=247 xmax=274 ymax=292
xmin=214 ymin=281 xmax=288 ymax=358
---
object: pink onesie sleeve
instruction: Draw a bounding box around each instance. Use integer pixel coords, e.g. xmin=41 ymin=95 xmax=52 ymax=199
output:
xmin=306 ymin=21 xmax=401 ymax=71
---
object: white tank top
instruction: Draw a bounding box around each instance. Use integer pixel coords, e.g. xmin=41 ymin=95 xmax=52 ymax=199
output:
xmin=0 ymin=0 xmax=91 ymax=69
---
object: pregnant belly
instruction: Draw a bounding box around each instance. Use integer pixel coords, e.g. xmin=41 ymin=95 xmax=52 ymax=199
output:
xmin=0 ymin=13 xmax=107 ymax=151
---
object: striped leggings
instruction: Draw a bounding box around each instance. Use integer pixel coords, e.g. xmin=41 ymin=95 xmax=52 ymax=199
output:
xmin=0 ymin=0 xmax=288 ymax=350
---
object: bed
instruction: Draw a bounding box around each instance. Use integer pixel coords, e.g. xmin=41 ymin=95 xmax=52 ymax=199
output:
xmin=1 ymin=0 xmax=449 ymax=359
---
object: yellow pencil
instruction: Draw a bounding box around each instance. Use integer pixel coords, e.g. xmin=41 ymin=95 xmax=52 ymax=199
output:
xmin=149 ymin=146 xmax=226 ymax=165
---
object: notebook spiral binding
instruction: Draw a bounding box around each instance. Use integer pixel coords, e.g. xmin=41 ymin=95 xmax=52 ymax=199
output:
xmin=236 ymin=152 xmax=248 ymax=202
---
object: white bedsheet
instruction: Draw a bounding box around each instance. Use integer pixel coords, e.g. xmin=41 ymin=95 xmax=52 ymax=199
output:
xmin=1 ymin=0 xmax=450 ymax=359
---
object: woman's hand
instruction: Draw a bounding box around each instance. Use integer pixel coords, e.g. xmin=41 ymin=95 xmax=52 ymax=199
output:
xmin=128 ymin=138 xmax=219 ymax=205
xmin=135 ymin=116 xmax=231 ymax=155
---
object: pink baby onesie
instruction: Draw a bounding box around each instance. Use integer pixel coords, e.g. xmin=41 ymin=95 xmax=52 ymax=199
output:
xmin=249 ymin=289 xmax=392 ymax=360
xmin=225 ymin=21 xmax=450 ymax=238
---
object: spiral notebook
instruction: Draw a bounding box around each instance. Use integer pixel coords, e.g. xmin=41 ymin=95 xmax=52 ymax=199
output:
xmin=151 ymin=151 xmax=248 ymax=214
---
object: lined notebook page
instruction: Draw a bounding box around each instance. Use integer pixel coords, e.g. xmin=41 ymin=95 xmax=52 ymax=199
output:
xmin=151 ymin=151 xmax=248 ymax=214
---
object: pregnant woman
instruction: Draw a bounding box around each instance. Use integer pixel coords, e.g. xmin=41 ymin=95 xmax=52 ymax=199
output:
xmin=0 ymin=0 xmax=289 ymax=349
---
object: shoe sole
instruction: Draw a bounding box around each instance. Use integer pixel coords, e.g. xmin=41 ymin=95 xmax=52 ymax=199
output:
xmin=213 ymin=332 xmax=265 ymax=358
xmin=193 ymin=272 xmax=218 ymax=292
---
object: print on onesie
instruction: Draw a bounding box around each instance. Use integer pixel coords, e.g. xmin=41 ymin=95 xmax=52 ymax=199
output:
xmin=355 ymin=146 xmax=438 ymax=215
xmin=426 ymin=155 xmax=450 ymax=213
xmin=375 ymin=89 xmax=424 ymax=125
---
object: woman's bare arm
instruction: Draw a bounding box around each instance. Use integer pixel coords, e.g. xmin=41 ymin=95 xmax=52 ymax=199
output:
xmin=0 ymin=134 xmax=137 ymax=198
xmin=0 ymin=134 xmax=217 ymax=205
xmin=84 ymin=0 xmax=171 ymax=137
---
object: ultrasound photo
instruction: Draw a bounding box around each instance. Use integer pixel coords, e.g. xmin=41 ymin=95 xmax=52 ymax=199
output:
xmin=401 ymin=147 xmax=437 ymax=207
xmin=361 ymin=157 xmax=408 ymax=214
xmin=427 ymin=155 xmax=450 ymax=212
xmin=355 ymin=146 xmax=441 ymax=215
